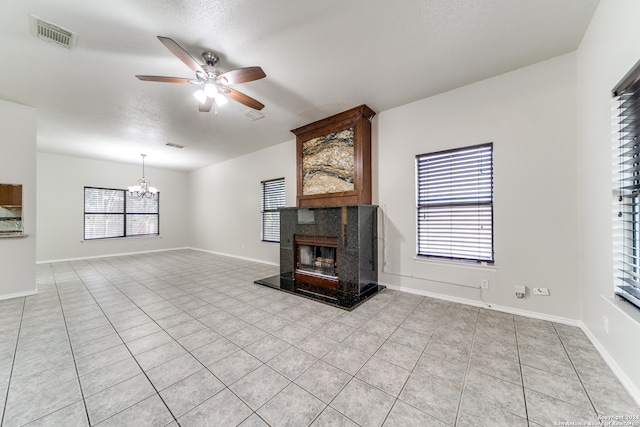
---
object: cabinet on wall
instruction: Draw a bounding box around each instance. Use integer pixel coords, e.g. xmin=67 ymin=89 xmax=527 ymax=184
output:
xmin=0 ymin=184 xmax=23 ymax=234
xmin=0 ymin=184 xmax=22 ymax=208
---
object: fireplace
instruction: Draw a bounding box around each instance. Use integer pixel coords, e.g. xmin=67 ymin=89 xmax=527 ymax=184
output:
xmin=255 ymin=205 xmax=382 ymax=309
xmin=254 ymin=107 xmax=382 ymax=309
xmin=295 ymin=235 xmax=339 ymax=289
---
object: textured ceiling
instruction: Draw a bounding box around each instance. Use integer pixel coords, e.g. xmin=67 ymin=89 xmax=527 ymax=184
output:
xmin=0 ymin=0 xmax=599 ymax=171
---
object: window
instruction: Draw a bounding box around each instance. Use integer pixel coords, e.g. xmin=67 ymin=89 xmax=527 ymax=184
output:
xmin=416 ymin=143 xmax=494 ymax=263
xmin=84 ymin=187 xmax=159 ymax=240
xmin=261 ymin=178 xmax=285 ymax=242
xmin=613 ymin=59 xmax=640 ymax=310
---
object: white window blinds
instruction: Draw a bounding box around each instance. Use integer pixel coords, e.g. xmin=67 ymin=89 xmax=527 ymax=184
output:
xmin=261 ymin=178 xmax=285 ymax=242
xmin=613 ymin=59 xmax=640 ymax=309
xmin=84 ymin=187 xmax=125 ymax=239
xmin=126 ymin=192 xmax=159 ymax=237
xmin=416 ymin=143 xmax=494 ymax=263
xmin=84 ymin=187 xmax=159 ymax=240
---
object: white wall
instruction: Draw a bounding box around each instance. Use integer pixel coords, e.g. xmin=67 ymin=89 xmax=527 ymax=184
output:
xmin=376 ymin=54 xmax=580 ymax=321
xmin=37 ymin=152 xmax=190 ymax=262
xmin=577 ymin=0 xmax=640 ymax=397
xmin=189 ymin=140 xmax=296 ymax=264
xmin=0 ymin=100 xmax=37 ymax=299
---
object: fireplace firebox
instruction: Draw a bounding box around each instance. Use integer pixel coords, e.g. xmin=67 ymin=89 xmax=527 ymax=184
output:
xmin=295 ymin=235 xmax=339 ymax=289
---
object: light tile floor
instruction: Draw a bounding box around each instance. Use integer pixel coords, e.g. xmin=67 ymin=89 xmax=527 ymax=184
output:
xmin=0 ymin=249 xmax=639 ymax=426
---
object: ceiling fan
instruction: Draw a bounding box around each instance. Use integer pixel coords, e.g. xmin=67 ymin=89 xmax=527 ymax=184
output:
xmin=136 ymin=36 xmax=266 ymax=112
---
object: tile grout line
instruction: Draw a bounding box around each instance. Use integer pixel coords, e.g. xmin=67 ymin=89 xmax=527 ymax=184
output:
xmin=452 ymin=306 xmax=481 ymax=427
xmin=551 ymin=322 xmax=600 ymax=416
xmin=0 ymin=297 xmax=26 ymax=427
xmin=513 ymin=318 xmax=531 ymax=426
xmin=51 ymin=265 xmax=94 ymax=427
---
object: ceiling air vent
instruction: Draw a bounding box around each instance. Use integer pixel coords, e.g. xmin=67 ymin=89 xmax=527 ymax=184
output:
xmin=30 ymin=15 xmax=77 ymax=49
xmin=240 ymin=109 xmax=264 ymax=121
xmin=165 ymin=142 xmax=186 ymax=149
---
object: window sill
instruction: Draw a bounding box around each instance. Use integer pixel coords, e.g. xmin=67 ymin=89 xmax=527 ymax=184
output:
xmin=0 ymin=233 xmax=28 ymax=239
xmin=82 ymin=235 xmax=162 ymax=242
xmin=412 ymin=256 xmax=497 ymax=272
xmin=603 ymin=294 xmax=640 ymax=327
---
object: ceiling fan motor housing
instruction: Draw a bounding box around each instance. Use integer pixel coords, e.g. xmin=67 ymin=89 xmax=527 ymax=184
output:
xmin=201 ymin=51 xmax=219 ymax=66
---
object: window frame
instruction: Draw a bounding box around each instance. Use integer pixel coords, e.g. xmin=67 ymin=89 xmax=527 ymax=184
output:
xmin=415 ymin=142 xmax=494 ymax=264
xmin=260 ymin=178 xmax=285 ymax=243
xmin=83 ymin=186 xmax=160 ymax=240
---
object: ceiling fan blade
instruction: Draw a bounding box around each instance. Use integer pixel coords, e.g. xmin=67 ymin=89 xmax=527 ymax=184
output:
xmin=217 ymin=67 xmax=266 ymax=85
xmin=136 ymin=75 xmax=195 ymax=84
xmin=157 ymin=36 xmax=204 ymax=74
xmin=199 ymin=97 xmax=214 ymax=112
xmin=225 ymin=88 xmax=265 ymax=110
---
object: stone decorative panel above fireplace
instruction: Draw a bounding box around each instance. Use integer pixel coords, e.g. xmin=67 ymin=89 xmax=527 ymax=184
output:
xmin=291 ymin=105 xmax=375 ymax=207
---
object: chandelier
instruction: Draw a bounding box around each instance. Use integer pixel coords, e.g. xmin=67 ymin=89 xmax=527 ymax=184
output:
xmin=128 ymin=154 xmax=158 ymax=198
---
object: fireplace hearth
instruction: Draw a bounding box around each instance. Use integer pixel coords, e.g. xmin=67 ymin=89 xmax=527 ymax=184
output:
xmin=255 ymin=205 xmax=383 ymax=310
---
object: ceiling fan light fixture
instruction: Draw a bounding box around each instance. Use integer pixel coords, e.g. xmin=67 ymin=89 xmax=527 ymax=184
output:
xmin=203 ymin=83 xmax=218 ymax=98
xmin=136 ymin=37 xmax=266 ymax=112
xmin=215 ymin=93 xmax=228 ymax=106
xmin=193 ymin=89 xmax=207 ymax=104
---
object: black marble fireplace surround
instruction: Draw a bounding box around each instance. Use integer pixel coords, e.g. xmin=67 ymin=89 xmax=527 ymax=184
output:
xmin=255 ymin=205 xmax=383 ymax=310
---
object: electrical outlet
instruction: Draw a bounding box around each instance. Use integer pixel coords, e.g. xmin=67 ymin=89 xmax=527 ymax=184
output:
xmin=603 ymin=315 xmax=609 ymax=334
xmin=480 ymin=279 xmax=489 ymax=289
xmin=533 ymin=287 xmax=550 ymax=296
xmin=515 ymin=285 xmax=526 ymax=298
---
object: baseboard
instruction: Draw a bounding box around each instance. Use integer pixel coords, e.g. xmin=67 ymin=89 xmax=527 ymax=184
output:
xmin=36 ymin=246 xmax=278 ymax=268
xmin=0 ymin=288 xmax=37 ymax=301
xmin=580 ymin=323 xmax=640 ymax=406
xmin=36 ymin=247 xmax=192 ymax=264
xmin=189 ymin=247 xmax=279 ymax=267
xmin=383 ymin=282 xmax=580 ymax=326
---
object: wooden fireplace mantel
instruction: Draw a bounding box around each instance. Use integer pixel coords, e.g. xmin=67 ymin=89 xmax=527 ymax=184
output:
xmin=291 ymin=104 xmax=376 ymax=207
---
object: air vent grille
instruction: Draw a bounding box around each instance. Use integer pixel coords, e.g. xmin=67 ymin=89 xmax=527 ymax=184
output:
xmin=30 ymin=15 xmax=77 ymax=49
xmin=240 ymin=109 xmax=265 ymax=121
xmin=165 ymin=142 xmax=186 ymax=149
